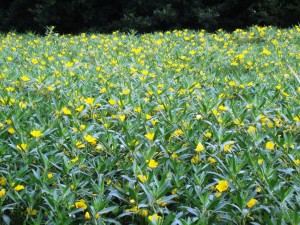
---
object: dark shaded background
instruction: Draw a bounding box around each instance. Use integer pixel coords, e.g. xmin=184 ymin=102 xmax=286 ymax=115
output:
xmin=0 ymin=0 xmax=300 ymax=34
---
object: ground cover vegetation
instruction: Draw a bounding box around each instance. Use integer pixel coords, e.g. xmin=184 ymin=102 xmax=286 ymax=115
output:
xmin=0 ymin=26 xmax=300 ymax=224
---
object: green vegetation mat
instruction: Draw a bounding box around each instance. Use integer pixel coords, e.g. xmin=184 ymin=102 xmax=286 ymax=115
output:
xmin=0 ymin=26 xmax=300 ymax=224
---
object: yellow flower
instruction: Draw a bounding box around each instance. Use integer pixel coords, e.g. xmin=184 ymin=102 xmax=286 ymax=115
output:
xmin=85 ymin=212 xmax=91 ymax=220
xmin=0 ymin=188 xmax=6 ymax=198
xmin=76 ymin=141 xmax=85 ymax=149
xmin=75 ymin=105 xmax=84 ymax=112
xmin=134 ymin=107 xmax=141 ymax=114
xmin=234 ymin=119 xmax=244 ymax=126
xmin=156 ymin=39 xmax=163 ymax=45
xmin=267 ymin=121 xmax=274 ymax=128
xmin=148 ymin=213 xmax=161 ymax=222
xmin=71 ymin=156 xmax=79 ymax=163
xmin=126 ymin=206 xmax=138 ymax=213
xmin=140 ymin=209 xmax=148 ymax=217
xmin=195 ymin=142 xmax=205 ymax=152
xmin=191 ymin=154 xmax=199 ymax=164
xmin=265 ymin=141 xmax=275 ymax=150
xmin=159 ymin=201 xmax=167 ymax=207
xmin=171 ymin=153 xmax=178 ymax=158
xmin=293 ymin=116 xmax=300 ymax=122
xmin=8 ymin=127 xmax=15 ymax=134
xmin=31 ymin=58 xmax=38 ymax=64
xmin=261 ymin=49 xmax=271 ymax=55
xmin=14 ymin=184 xmax=25 ymax=191
xmin=216 ymin=180 xmax=229 ymax=192
xmin=247 ymin=126 xmax=256 ymax=133
xmin=145 ymin=133 xmax=155 ymax=141
xmin=151 ymin=119 xmax=158 ymax=126
xmin=218 ymin=105 xmax=228 ymax=111
xmin=247 ymin=198 xmax=258 ymax=208
xmin=108 ymin=99 xmax=116 ymax=105
xmin=217 ymin=117 xmax=223 ymax=124
xmin=84 ymin=97 xmax=94 ymax=105
xmin=141 ymin=70 xmax=149 ymax=75
xmin=75 ymin=200 xmax=87 ymax=209
xmin=47 ymin=173 xmax=54 ymax=179
xmin=84 ymin=135 xmax=97 ymax=145
xmin=223 ymin=144 xmax=233 ymax=152
xmin=173 ymin=129 xmax=184 ymax=137
xmin=0 ymin=177 xmax=6 ymax=186
xmin=30 ymin=130 xmax=42 ymax=138
xmin=62 ymin=107 xmax=71 ymax=115
xmin=5 ymin=87 xmax=14 ymax=92
xmin=66 ymin=62 xmax=73 ymax=67
xmin=80 ymin=125 xmax=86 ymax=131
xmin=121 ymin=89 xmax=131 ymax=95
xmin=204 ymin=131 xmax=212 ymax=138
xmin=130 ymin=67 xmax=137 ymax=73
xmin=19 ymin=101 xmax=27 ymax=109
xmin=247 ymin=81 xmax=254 ymax=86
xmin=258 ymin=159 xmax=264 ymax=165
xmin=208 ymin=157 xmax=217 ymax=164
xmin=20 ymin=76 xmax=30 ymax=82
xmin=148 ymin=159 xmax=158 ymax=169
xmin=119 ymin=114 xmax=126 ymax=122
xmin=294 ymin=159 xmax=300 ymax=166
xmin=137 ymin=174 xmax=148 ymax=183
xmin=246 ymin=104 xmax=252 ymax=109
xmin=17 ymin=143 xmax=27 ymax=151
xmin=26 ymin=208 xmax=38 ymax=216
xmin=229 ymin=81 xmax=236 ymax=86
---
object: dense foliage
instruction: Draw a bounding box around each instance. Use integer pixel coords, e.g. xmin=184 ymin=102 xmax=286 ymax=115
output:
xmin=1 ymin=26 xmax=300 ymax=224
xmin=0 ymin=0 xmax=300 ymax=33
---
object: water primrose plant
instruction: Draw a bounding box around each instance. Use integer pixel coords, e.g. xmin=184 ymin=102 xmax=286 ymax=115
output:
xmin=0 ymin=25 xmax=300 ymax=225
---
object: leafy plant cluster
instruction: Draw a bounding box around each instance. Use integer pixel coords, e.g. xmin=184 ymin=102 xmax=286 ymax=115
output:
xmin=0 ymin=26 xmax=300 ymax=224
